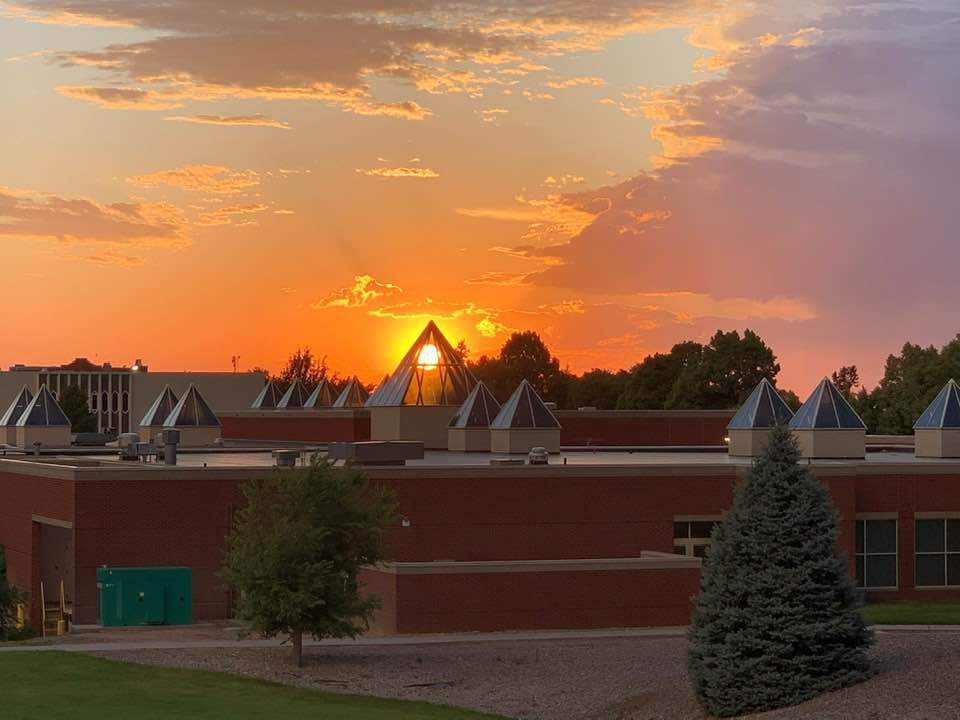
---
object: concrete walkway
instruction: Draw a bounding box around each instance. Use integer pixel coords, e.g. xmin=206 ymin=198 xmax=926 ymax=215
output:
xmin=0 ymin=626 xmax=687 ymax=653
xmin=2 ymin=623 xmax=955 ymax=654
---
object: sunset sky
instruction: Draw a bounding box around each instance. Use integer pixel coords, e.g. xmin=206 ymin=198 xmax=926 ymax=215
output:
xmin=2 ymin=1 xmax=959 ymax=395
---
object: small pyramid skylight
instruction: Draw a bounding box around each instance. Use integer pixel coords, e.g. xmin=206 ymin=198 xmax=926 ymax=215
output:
xmin=141 ymin=386 xmax=179 ymax=427
xmin=727 ymin=379 xmax=794 ymax=430
xmin=16 ymin=385 xmax=70 ymax=427
xmin=450 ymin=382 xmax=502 ymax=428
xmin=278 ymin=379 xmax=311 ymax=409
xmin=789 ymin=378 xmax=865 ymax=430
xmin=915 ymin=379 xmax=960 ymax=429
xmin=164 ymin=385 xmax=221 ymax=427
xmin=251 ymin=380 xmax=283 ymax=409
xmin=491 ymin=380 xmax=560 ymax=429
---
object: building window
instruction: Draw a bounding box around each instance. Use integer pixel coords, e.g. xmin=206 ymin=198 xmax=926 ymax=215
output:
xmin=855 ymin=518 xmax=897 ymax=589
xmin=121 ymin=391 xmax=129 ymax=414
xmin=673 ymin=519 xmax=719 ymax=558
xmin=915 ymin=518 xmax=960 ymax=587
xmin=90 ymin=393 xmax=98 ymax=411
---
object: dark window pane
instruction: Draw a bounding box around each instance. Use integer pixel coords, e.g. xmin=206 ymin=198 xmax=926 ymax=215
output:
xmin=690 ymin=521 xmax=715 ymax=539
xmin=673 ymin=522 xmax=688 ymax=539
xmin=916 ymin=520 xmax=945 ymax=553
xmin=693 ymin=544 xmax=709 ymax=559
xmin=944 ymin=395 xmax=960 ymax=427
xmin=856 ymin=520 xmax=864 ymax=554
xmin=948 ymin=554 xmax=960 ymax=586
xmin=916 ymin=554 xmax=946 ymax=586
xmin=948 ymin=520 xmax=960 ymax=552
xmin=673 ymin=545 xmax=687 ymax=556
xmin=855 ymin=556 xmax=864 ymax=587
xmin=814 ymin=389 xmax=840 ymax=428
xmin=865 ymin=520 xmax=897 ymax=554
xmin=865 ymin=555 xmax=897 ymax=588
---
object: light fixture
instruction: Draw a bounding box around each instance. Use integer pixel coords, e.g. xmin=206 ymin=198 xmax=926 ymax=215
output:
xmin=416 ymin=343 xmax=440 ymax=371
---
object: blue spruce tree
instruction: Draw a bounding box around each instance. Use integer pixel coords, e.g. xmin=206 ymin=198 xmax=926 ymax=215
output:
xmin=688 ymin=425 xmax=872 ymax=716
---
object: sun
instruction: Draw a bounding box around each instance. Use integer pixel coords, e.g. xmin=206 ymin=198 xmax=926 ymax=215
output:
xmin=417 ymin=343 xmax=440 ymax=371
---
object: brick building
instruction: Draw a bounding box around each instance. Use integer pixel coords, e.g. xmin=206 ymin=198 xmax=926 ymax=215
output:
xmin=2 ymin=447 xmax=960 ymax=634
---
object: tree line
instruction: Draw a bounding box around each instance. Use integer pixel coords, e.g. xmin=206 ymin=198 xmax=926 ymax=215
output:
xmin=269 ymin=330 xmax=960 ymax=434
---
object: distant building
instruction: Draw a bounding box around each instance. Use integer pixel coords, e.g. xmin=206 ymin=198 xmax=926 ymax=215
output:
xmin=0 ymin=357 xmax=262 ymax=434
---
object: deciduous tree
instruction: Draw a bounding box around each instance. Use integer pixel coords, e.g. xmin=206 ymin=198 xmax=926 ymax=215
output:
xmin=58 ymin=385 xmax=97 ymax=433
xmin=222 ymin=460 xmax=395 ymax=667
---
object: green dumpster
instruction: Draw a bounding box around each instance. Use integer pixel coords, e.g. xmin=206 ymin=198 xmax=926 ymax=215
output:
xmin=96 ymin=567 xmax=192 ymax=627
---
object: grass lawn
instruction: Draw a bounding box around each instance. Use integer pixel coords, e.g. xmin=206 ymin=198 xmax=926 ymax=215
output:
xmin=0 ymin=652 xmax=507 ymax=720
xmin=864 ymin=601 xmax=960 ymax=625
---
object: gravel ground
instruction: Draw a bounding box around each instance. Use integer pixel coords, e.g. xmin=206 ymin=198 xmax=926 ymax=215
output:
xmin=93 ymin=630 xmax=960 ymax=719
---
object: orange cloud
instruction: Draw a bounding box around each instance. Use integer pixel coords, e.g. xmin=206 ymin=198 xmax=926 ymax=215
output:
xmin=356 ymin=167 xmax=440 ymax=179
xmin=127 ymin=165 xmax=260 ymax=195
xmin=196 ymin=203 xmax=270 ymax=226
xmin=55 ymin=85 xmax=182 ymax=110
xmin=312 ymin=275 xmax=403 ymax=309
xmin=0 ymin=185 xmax=189 ymax=254
xmin=166 ymin=114 xmax=292 ymax=129
xmin=545 ymin=76 xmax=606 ymax=89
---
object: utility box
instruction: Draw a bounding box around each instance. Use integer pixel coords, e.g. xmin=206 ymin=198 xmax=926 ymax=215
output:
xmin=96 ymin=567 xmax=192 ymax=627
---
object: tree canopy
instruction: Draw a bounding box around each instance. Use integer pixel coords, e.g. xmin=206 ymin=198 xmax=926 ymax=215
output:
xmin=688 ymin=425 xmax=872 ymax=716
xmin=855 ymin=336 xmax=960 ymax=434
xmin=58 ymin=385 xmax=97 ymax=433
xmin=618 ymin=330 xmax=781 ymax=410
xmin=222 ymin=460 xmax=396 ymax=666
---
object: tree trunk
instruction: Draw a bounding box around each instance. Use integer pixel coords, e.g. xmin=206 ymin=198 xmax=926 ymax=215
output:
xmin=292 ymin=629 xmax=303 ymax=667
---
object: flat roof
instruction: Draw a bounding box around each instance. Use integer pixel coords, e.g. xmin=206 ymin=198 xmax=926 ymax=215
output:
xmin=73 ymin=447 xmax=960 ymax=469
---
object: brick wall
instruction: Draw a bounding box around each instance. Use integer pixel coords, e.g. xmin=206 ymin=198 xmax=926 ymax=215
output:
xmin=220 ymin=412 xmax=370 ymax=443
xmin=557 ymin=411 xmax=734 ymax=446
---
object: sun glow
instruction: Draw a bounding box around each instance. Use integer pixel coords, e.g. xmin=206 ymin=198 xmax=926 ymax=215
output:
xmin=417 ymin=343 xmax=440 ymax=370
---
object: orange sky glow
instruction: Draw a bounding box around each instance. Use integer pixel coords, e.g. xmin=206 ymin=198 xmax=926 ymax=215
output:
xmin=3 ymin=1 xmax=960 ymax=398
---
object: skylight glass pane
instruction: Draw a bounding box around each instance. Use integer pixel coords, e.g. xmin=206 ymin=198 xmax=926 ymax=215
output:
xmin=512 ymin=391 xmax=534 ymax=427
xmin=944 ymin=393 xmax=960 ymax=428
xmin=814 ymin=388 xmax=840 ymax=428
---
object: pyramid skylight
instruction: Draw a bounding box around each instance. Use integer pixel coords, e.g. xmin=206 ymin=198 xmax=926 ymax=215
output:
xmin=164 ymin=385 xmax=221 ymax=427
xmin=450 ymin=382 xmax=502 ymax=428
xmin=141 ymin=386 xmax=179 ymax=427
xmin=304 ymin=379 xmax=338 ymax=408
xmin=491 ymin=380 xmax=560 ymax=429
xmin=251 ymin=380 xmax=283 ymax=409
xmin=16 ymin=385 xmax=70 ymax=427
xmin=915 ymin=379 xmax=960 ymax=429
xmin=278 ymin=379 xmax=311 ymax=409
xmin=332 ymin=377 xmax=369 ymax=408
xmin=727 ymin=379 xmax=794 ymax=429
xmin=366 ymin=321 xmax=476 ymax=407
xmin=789 ymin=378 xmax=865 ymax=430
xmin=0 ymin=386 xmax=33 ymax=427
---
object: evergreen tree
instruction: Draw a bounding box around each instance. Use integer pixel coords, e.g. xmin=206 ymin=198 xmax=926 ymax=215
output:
xmin=222 ymin=460 xmax=395 ymax=666
xmin=688 ymin=425 xmax=872 ymax=716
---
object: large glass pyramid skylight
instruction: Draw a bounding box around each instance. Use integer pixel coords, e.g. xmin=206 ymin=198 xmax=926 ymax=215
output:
xmin=16 ymin=385 xmax=70 ymax=427
xmin=915 ymin=379 xmax=960 ymax=429
xmin=727 ymin=379 xmax=794 ymax=429
xmin=450 ymin=381 xmax=501 ymax=428
xmin=789 ymin=378 xmax=865 ymax=430
xmin=491 ymin=380 xmax=560 ymax=429
xmin=366 ymin=321 xmax=476 ymax=407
